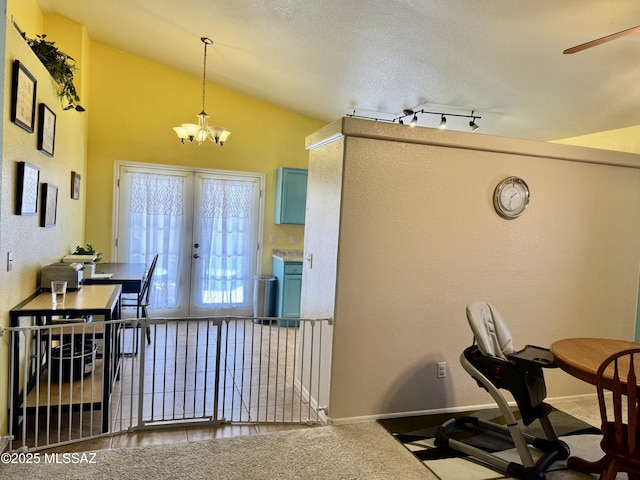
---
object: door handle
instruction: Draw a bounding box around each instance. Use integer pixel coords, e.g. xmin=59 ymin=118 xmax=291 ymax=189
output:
xmin=193 ymin=253 xmax=200 ymax=259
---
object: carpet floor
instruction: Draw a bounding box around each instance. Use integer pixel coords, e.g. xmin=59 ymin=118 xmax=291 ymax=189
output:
xmin=378 ymin=407 xmax=604 ymax=480
xmin=0 ymin=423 xmax=434 ymax=480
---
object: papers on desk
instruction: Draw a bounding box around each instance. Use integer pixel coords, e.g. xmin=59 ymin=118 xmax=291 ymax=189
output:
xmin=90 ymin=273 xmax=113 ymax=279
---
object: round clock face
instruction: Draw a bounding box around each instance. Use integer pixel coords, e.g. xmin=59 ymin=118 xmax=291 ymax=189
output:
xmin=493 ymin=176 xmax=530 ymax=219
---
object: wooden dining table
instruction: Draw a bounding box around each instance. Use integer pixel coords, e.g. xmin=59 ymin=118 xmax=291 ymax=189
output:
xmin=550 ymin=337 xmax=640 ymax=475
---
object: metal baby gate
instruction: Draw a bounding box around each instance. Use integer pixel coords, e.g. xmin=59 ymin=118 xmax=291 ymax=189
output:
xmin=6 ymin=315 xmax=332 ymax=451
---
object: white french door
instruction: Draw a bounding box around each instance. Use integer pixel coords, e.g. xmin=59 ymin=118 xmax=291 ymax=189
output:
xmin=114 ymin=163 xmax=264 ymax=317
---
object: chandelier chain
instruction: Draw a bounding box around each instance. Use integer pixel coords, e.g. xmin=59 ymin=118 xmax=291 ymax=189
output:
xmin=201 ymin=39 xmax=208 ymax=114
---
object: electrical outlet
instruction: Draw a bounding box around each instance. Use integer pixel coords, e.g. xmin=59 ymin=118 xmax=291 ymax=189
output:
xmin=437 ymin=361 xmax=447 ymax=378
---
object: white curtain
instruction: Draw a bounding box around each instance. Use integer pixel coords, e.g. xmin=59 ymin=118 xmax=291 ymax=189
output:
xmin=194 ymin=178 xmax=257 ymax=309
xmin=125 ymin=171 xmax=258 ymax=312
xmin=128 ymin=172 xmax=184 ymax=309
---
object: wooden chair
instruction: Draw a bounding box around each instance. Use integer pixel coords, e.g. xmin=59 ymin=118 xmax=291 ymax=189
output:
xmin=596 ymin=347 xmax=640 ymax=480
xmin=121 ymin=254 xmax=158 ymax=354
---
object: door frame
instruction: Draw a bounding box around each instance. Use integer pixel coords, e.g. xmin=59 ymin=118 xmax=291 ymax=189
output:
xmin=112 ymin=160 xmax=266 ymax=314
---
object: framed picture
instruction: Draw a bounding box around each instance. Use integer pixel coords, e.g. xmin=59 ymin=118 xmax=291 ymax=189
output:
xmin=16 ymin=162 xmax=40 ymax=215
xmin=37 ymin=103 xmax=56 ymax=156
xmin=71 ymin=171 xmax=81 ymax=200
xmin=11 ymin=60 xmax=37 ymax=133
xmin=41 ymin=183 xmax=58 ymax=227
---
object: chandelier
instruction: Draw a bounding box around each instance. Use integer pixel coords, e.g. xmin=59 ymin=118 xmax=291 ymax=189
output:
xmin=173 ymin=37 xmax=230 ymax=147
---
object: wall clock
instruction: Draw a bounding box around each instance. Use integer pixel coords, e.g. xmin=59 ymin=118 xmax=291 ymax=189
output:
xmin=493 ymin=176 xmax=530 ymax=219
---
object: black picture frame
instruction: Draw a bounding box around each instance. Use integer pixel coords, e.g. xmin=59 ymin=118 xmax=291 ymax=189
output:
xmin=11 ymin=60 xmax=37 ymax=133
xmin=71 ymin=171 xmax=81 ymax=200
xmin=37 ymin=103 xmax=56 ymax=156
xmin=41 ymin=183 xmax=58 ymax=227
xmin=16 ymin=162 xmax=40 ymax=215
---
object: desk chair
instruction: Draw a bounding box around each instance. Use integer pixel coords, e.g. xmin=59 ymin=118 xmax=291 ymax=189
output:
xmin=435 ymin=301 xmax=569 ymax=480
xmin=596 ymin=347 xmax=640 ymax=480
xmin=121 ymin=254 xmax=158 ymax=354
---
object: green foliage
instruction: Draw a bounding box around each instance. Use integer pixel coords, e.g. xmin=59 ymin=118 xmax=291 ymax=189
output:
xmin=73 ymin=244 xmax=102 ymax=263
xmin=24 ymin=34 xmax=85 ymax=112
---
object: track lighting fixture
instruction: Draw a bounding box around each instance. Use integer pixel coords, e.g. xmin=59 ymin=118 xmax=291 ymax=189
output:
xmin=347 ymin=108 xmax=481 ymax=133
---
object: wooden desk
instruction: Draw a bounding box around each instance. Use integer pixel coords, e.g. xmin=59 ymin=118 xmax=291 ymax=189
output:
xmin=83 ymin=262 xmax=147 ymax=294
xmin=550 ymin=337 xmax=640 ymax=475
xmin=9 ymin=284 xmax=122 ymax=433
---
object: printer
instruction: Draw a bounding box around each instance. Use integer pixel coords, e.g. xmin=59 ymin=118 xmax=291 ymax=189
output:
xmin=40 ymin=262 xmax=84 ymax=290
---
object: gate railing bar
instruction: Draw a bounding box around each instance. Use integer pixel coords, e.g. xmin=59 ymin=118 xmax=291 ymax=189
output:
xmin=5 ymin=316 xmax=332 ymax=451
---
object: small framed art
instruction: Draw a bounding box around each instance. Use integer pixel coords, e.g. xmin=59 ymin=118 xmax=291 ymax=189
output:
xmin=11 ymin=60 xmax=37 ymax=133
xmin=37 ymin=103 xmax=56 ymax=156
xmin=71 ymin=171 xmax=81 ymax=200
xmin=41 ymin=183 xmax=58 ymax=227
xmin=16 ymin=162 xmax=40 ymax=215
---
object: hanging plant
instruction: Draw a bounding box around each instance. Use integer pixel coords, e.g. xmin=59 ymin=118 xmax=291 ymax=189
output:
xmin=24 ymin=34 xmax=85 ymax=112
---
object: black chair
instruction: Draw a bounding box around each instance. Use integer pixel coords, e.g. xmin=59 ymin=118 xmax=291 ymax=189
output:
xmin=121 ymin=254 xmax=158 ymax=354
xmin=435 ymin=301 xmax=569 ymax=480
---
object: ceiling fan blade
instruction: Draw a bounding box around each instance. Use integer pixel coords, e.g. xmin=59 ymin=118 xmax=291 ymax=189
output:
xmin=563 ymin=25 xmax=640 ymax=54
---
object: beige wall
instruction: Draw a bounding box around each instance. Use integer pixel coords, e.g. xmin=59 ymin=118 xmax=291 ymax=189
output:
xmin=305 ymin=118 xmax=640 ymax=422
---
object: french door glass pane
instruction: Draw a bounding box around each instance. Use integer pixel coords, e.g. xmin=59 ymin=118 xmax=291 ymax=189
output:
xmin=193 ymin=177 xmax=257 ymax=309
xmin=127 ymin=172 xmax=185 ymax=309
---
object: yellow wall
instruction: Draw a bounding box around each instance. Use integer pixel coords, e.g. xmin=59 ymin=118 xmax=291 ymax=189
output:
xmin=86 ymin=42 xmax=323 ymax=273
xmin=553 ymin=125 xmax=640 ymax=154
xmin=6 ymin=0 xmax=42 ymax=35
xmin=0 ymin=11 xmax=88 ymax=433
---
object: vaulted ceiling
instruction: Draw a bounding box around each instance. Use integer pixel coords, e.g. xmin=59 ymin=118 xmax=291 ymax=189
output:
xmin=36 ymin=0 xmax=640 ymax=142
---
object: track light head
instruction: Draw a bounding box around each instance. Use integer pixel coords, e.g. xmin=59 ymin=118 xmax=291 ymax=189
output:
xmin=438 ymin=115 xmax=447 ymax=129
xmin=409 ymin=114 xmax=418 ymax=127
xmin=469 ymin=118 xmax=479 ymax=132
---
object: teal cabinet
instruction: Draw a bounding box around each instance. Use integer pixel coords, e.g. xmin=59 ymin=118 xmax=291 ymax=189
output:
xmin=275 ymin=167 xmax=307 ymax=225
xmin=272 ymin=257 xmax=302 ymax=326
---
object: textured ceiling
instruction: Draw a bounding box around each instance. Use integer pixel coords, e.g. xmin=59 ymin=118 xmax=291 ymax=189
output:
xmin=36 ymin=0 xmax=640 ymax=142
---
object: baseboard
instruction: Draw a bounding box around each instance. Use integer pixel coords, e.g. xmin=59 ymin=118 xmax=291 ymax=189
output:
xmin=547 ymin=393 xmax=597 ymax=402
xmin=325 ymin=402 xmax=502 ymax=426
xmin=323 ymin=393 xmax=600 ymax=426
xmin=298 ymin=385 xmax=598 ymax=427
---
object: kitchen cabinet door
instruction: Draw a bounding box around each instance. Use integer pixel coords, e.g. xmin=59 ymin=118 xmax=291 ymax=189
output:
xmin=274 ymin=167 xmax=307 ymax=225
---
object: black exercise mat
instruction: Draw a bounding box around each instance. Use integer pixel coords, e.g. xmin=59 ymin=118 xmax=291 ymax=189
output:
xmin=378 ymin=407 xmax=601 ymax=478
